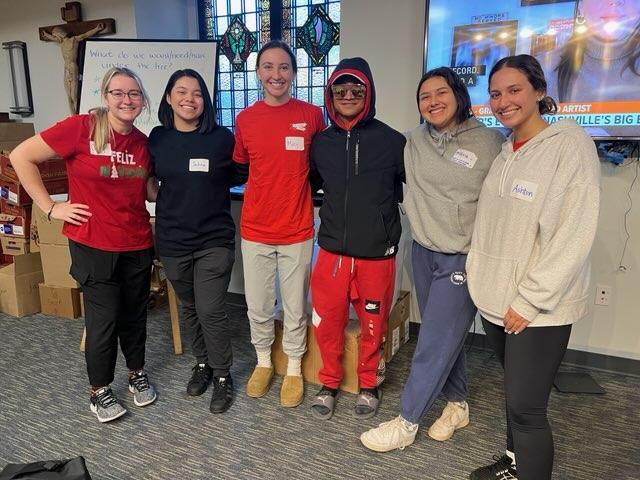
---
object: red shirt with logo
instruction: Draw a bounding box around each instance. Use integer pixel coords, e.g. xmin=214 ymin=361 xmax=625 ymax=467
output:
xmin=233 ymin=98 xmax=325 ymax=244
xmin=40 ymin=114 xmax=153 ymax=251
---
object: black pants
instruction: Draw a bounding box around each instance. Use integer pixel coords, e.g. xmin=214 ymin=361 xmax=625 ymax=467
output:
xmin=482 ymin=317 xmax=571 ymax=480
xmin=69 ymin=240 xmax=153 ymax=387
xmin=161 ymin=246 xmax=234 ymax=377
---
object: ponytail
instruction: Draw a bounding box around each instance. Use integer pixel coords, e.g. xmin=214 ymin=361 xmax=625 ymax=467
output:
xmin=88 ymin=107 xmax=112 ymax=154
xmin=539 ymin=95 xmax=558 ymax=115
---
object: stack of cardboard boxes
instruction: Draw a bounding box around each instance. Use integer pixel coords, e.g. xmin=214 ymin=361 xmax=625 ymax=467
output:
xmin=271 ymin=290 xmax=411 ymax=393
xmin=0 ymin=122 xmax=70 ymax=317
xmin=34 ymin=205 xmax=82 ymax=319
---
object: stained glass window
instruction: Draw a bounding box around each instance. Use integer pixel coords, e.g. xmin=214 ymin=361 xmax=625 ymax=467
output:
xmin=198 ymin=0 xmax=340 ymax=129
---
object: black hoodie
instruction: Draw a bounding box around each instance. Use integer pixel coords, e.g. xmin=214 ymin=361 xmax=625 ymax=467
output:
xmin=310 ymin=57 xmax=406 ymax=259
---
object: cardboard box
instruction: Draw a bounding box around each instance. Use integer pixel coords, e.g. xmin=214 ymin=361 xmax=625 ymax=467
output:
xmin=0 ymin=123 xmax=34 ymax=152
xmin=272 ymin=291 xmax=411 ymax=393
xmin=384 ymin=290 xmax=411 ymax=362
xmin=38 ymin=283 xmax=82 ymax=319
xmin=272 ymin=318 xmax=361 ymax=394
xmin=0 ymin=207 xmax=31 ymax=238
xmin=29 ymin=212 xmax=39 ymax=252
xmin=150 ymin=262 xmax=167 ymax=292
xmin=39 ymin=243 xmax=77 ymax=288
xmin=33 ymin=204 xmax=67 ymax=245
xmin=0 ymin=252 xmax=44 ymax=317
xmin=0 ymin=154 xmax=67 ymax=183
xmin=1 ymin=236 xmax=29 ymax=255
xmin=0 ymin=200 xmax=26 ymax=217
xmin=0 ymin=176 xmax=68 ymax=206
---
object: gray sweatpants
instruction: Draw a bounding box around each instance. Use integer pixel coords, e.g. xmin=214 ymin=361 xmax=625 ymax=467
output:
xmin=241 ymin=238 xmax=313 ymax=358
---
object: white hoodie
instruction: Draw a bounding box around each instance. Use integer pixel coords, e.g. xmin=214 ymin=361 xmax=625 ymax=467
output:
xmin=466 ymin=119 xmax=600 ymax=327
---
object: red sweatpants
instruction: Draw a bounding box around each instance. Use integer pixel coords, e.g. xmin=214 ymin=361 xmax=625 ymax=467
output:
xmin=311 ymin=248 xmax=396 ymax=389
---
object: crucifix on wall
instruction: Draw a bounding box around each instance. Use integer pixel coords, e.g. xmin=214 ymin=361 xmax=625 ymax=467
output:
xmin=39 ymin=2 xmax=115 ymax=114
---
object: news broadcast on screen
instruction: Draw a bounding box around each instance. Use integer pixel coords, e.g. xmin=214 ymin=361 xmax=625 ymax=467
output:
xmin=424 ymin=0 xmax=640 ymax=139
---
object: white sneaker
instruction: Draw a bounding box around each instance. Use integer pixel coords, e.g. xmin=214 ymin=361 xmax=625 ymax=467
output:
xmin=360 ymin=416 xmax=418 ymax=452
xmin=427 ymin=401 xmax=469 ymax=441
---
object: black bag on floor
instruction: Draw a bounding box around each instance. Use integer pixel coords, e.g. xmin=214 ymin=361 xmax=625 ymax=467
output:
xmin=0 ymin=456 xmax=92 ymax=480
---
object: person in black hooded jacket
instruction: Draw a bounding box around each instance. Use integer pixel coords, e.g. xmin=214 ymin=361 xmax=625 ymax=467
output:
xmin=308 ymin=57 xmax=406 ymax=420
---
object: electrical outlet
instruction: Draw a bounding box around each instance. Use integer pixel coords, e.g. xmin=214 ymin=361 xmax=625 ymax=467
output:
xmin=595 ymin=285 xmax=612 ymax=306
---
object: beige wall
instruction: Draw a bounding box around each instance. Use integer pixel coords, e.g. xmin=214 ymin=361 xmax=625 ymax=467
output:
xmin=0 ymin=0 xmax=137 ymax=132
xmin=341 ymin=0 xmax=640 ymax=360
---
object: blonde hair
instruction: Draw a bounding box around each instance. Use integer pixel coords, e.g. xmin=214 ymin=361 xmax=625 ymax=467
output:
xmin=89 ymin=67 xmax=151 ymax=153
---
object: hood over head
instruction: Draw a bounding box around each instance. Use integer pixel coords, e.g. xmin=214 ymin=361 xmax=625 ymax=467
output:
xmin=325 ymin=57 xmax=376 ymax=130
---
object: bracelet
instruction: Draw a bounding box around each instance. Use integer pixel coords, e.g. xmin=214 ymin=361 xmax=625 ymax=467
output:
xmin=47 ymin=202 xmax=56 ymax=221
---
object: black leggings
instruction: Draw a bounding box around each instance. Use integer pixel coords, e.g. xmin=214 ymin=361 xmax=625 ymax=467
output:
xmin=482 ymin=317 xmax=571 ymax=480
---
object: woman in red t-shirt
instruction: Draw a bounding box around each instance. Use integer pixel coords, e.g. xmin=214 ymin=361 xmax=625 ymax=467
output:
xmin=10 ymin=67 xmax=157 ymax=424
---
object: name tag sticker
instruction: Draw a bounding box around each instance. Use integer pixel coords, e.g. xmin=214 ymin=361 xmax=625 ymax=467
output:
xmin=285 ymin=136 xmax=305 ymax=151
xmin=189 ymin=158 xmax=210 ymax=172
xmin=510 ymin=179 xmax=538 ymax=202
xmin=90 ymin=141 xmax=112 ymax=156
xmin=451 ymin=149 xmax=478 ymax=169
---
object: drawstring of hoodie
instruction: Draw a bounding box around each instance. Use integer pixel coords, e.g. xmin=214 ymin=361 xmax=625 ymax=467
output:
xmin=498 ymin=147 xmax=520 ymax=197
xmin=354 ymin=133 xmax=360 ymax=175
xmin=427 ymin=125 xmax=457 ymax=156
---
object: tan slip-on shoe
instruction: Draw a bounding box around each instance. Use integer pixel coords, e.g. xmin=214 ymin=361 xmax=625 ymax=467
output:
xmin=246 ymin=366 xmax=274 ymax=398
xmin=280 ymin=375 xmax=304 ymax=407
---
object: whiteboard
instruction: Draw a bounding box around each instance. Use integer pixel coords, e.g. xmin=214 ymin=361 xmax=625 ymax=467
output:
xmin=78 ymin=39 xmax=218 ymax=135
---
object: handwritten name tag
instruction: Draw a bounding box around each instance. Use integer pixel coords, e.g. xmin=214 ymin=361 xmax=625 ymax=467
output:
xmin=189 ymin=158 xmax=210 ymax=172
xmin=510 ymin=179 xmax=538 ymax=202
xmin=285 ymin=136 xmax=305 ymax=151
xmin=451 ymin=148 xmax=478 ymax=169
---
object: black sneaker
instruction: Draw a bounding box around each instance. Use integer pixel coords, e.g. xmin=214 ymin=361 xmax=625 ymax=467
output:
xmin=209 ymin=375 xmax=234 ymax=414
xmin=470 ymin=454 xmax=517 ymax=480
xmin=187 ymin=363 xmax=213 ymax=396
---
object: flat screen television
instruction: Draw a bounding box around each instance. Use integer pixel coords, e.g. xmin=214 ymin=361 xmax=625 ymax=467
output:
xmin=424 ymin=0 xmax=640 ymax=139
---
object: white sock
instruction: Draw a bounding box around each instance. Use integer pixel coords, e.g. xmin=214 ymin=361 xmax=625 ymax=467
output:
xmin=399 ymin=415 xmax=419 ymax=432
xmin=505 ymin=449 xmax=516 ymax=466
xmin=287 ymin=356 xmax=302 ymax=376
xmin=453 ymin=400 xmax=467 ymax=408
xmin=256 ymin=348 xmax=272 ymax=368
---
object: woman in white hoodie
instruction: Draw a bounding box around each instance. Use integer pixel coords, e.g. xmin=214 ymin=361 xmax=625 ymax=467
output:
xmin=466 ymin=55 xmax=600 ymax=480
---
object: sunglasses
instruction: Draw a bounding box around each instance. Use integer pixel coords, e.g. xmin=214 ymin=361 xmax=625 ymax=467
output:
xmin=331 ymin=84 xmax=366 ymax=100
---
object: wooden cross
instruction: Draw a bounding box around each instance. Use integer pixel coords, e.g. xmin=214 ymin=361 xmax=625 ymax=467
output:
xmin=39 ymin=2 xmax=115 ymax=41
xmin=38 ymin=2 xmax=115 ymax=114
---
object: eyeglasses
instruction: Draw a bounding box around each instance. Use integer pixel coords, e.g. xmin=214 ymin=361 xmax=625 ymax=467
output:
xmin=331 ymin=84 xmax=366 ymax=100
xmin=108 ymin=89 xmax=143 ymax=101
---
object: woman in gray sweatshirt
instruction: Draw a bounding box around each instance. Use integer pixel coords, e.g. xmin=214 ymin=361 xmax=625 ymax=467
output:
xmin=360 ymin=67 xmax=503 ymax=453
xmin=467 ymin=55 xmax=600 ymax=480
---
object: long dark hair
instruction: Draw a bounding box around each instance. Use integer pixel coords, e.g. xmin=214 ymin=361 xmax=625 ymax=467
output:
xmin=417 ymin=67 xmax=473 ymax=125
xmin=489 ymin=54 xmax=558 ymax=115
xmin=256 ymin=39 xmax=298 ymax=73
xmin=158 ymin=69 xmax=216 ymax=133
xmin=555 ymin=3 xmax=640 ymax=102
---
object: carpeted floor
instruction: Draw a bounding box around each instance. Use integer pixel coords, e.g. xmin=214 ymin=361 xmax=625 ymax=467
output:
xmin=1 ymin=296 xmax=639 ymax=480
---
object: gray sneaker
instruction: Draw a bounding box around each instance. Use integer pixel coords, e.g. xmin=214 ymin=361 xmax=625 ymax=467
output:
xmin=90 ymin=387 xmax=127 ymax=423
xmin=128 ymin=371 xmax=157 ymax=407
